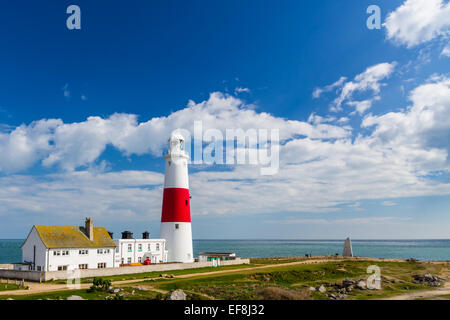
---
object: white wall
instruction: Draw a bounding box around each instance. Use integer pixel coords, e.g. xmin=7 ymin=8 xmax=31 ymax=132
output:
xmin=161 ymin=222 xmax=193 ymax=263
xmin=114 ymin=239 xmax=167 ymax=266
xmin=47 ymin=247 xmax=114 ymax=271
xmin=21 ymin=227 xmax=47 ymax=271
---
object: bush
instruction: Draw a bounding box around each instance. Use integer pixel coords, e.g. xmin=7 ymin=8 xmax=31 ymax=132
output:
xmin=257 ymin=287 xmax=312 ymax=300
xmin=88 ymin=277 xmax=112 ymax=292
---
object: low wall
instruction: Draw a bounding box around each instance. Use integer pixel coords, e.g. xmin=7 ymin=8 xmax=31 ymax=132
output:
xmin=0 ymin=258 xmax=250 ymax=282
xmin=0 ymin=270 xmax=43 ymax=281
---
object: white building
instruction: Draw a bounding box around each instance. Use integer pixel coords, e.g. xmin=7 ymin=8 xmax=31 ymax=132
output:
xmin=17 ymin=218 xmax=116 ymax=271
xmin=113 ymin=231 xmax=167 ymax=266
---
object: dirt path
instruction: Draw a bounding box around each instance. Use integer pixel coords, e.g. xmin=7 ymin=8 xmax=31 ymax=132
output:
xmin=383 ymin=281 xmax=450 ymax=300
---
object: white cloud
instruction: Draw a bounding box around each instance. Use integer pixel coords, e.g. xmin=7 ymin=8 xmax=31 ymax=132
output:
xmin=0 ymin=75 xmax=450 ymax=220
xmin=333 ymin=62 xmax=396 ymax=112
xmin=0 ymin=92 xmax=351 ymax=172
xmin=442 ymin=45 xmax=450 ymax=57
xmin=314 ymin=62 xmax=396 ymax=114
xmin=234 ymin=87 xmax=250 ymax=94
xmin=62 ymin=83 xmax=70 ymax=98
xmin=312 ymin=76 xmax=347 ymax=98
xmin=384 ymin=0 xmax=450 ymax=48
xmin=265 ymin=217 xmax=412 ymax=226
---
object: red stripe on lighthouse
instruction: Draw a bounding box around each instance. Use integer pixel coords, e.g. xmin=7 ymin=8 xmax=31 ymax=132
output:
xmin=161 ymin=188 xmax=191 ymax=223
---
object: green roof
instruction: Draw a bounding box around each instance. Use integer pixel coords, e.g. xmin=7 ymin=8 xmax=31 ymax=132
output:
xmin=33 ymin=225 xmax=116 ymax=249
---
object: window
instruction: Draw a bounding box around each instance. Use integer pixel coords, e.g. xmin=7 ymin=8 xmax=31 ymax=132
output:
xmin=36 ymin=266 xmax=42 ymax=271
xmin=127 ymin=257 xmax=132 ymax=263
xmin=105 ymin=249 xmax=110 ymax=254
xmin=53 ymin=250 xmax=61 ymax=256
xmin=115 ymin=247 xmax=119 ymax=253
xmin=138 ymin=257 xmax=142 ymax=263
xmin=97 ymin=249 xmax=103 ymax=254
xmin=78 ymin=264 xmax=88 ymax=269
xmin=97 ymin=263 xmax=106 ymax=269
xmin=156 ymin=243 xmax=160 ymax=251
xmin=121 ymin=258 xmax=124 ymax=264
xmin=128 ymin=244 xmax=132 ymax=252
xmin=175 ymin=224 xmax=179 ymax=230
xmin=185 ymin=200 xmax=188 ymax=206
xmin=61 ymin=250 xmax=69 ymax=256
xmin=57 ymin=265 xmax=68 ymax=271
xmin=79 ymin=249 xmax=88 ymax=255
xmin=138 ymin=244 xmax=142 ymax=251
xmin=148 ymin=244 xmax=151 ymax=251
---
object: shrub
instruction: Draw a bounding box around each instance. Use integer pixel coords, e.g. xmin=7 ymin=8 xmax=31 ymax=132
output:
xmin=88 ymin=277 xmax=112 ymax=292
xmin=257 ymin=287 xmax=312 ymax=300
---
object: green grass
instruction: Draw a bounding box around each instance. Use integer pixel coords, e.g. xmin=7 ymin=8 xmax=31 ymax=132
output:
xmin=4 ymin=259 xmax=449 ymax=300
xmin=49 ymin=263 xmax=256 ymax=284
xmin=139 ymin=260 xmax=449 ymax=300
xmin=0 ymin=283 xmax=21 ymax=292
xmin=0 ymin=286 xmax=161 ymax=300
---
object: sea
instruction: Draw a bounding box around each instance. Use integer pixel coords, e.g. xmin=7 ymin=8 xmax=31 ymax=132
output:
xmin=1 ymin=239 xmax=449 ymax=263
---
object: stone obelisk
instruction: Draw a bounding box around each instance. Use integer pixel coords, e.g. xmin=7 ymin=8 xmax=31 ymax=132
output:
xmin=342 ymin=237 xmax=353 ymax=257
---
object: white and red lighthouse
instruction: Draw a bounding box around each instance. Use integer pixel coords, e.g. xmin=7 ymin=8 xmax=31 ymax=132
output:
xmin=160 ymin=133 xmax=194 ymax=263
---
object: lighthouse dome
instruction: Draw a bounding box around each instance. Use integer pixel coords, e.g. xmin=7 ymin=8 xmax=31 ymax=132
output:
xmin=168 ymin=133 xmax=186 ymax=155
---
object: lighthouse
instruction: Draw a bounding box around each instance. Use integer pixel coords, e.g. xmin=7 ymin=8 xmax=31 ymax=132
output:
xmin=160 ymin=133 xmax=194 ymax=263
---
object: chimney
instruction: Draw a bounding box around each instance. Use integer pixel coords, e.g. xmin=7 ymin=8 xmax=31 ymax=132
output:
xmin=107 ymin=231 xmax=114 ymax=239
xmin=142 ymin=231 xmax=149 ymax=239
xmin=85 ymin=218 xmax=94 ymax=241
xmin=121 ymin=231 xmax=133 ymax=239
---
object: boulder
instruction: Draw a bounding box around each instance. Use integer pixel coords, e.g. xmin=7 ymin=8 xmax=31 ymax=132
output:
xmin=342 ymin=279 xmax=356 ymax=287
xmin=67 ymin=295 xmax=86 ymax=300
xmin=356 ymin=281 xmax=367 ymax=290
xmin=317 ymin=285 xmax=327 ymax=293
xmin=309 ymin=287 xmax=316 ymax=292
xmin=166 ymin=289 xmax=187 ymax=300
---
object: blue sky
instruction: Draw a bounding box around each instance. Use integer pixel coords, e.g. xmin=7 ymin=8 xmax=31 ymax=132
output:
xmin=0 ymin=0 xmax=449 ymax=239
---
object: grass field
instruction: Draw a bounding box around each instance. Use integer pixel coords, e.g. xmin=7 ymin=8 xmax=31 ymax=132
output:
xmin=0 ymin=283 xmax=21 ymax=292
xmin=2 ymin=258 xmax=449 ymax=300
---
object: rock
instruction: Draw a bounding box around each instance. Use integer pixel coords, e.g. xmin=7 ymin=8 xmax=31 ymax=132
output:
xmin=136 ymin=286 xmax=149 ymax=291
xmin=166 ymin=289 xmax=187 ymax=300
xmin=329 ymin=294 xmax=336 ymax=299
xmin=131 ymin=290 xmax=135 ymax=295
xmin=169 ymin=274 xmax=175 ymax=278
xmin=113 ymin=288 xmax=121 ymax=294
xmin=317 ymin=285 xmax=327 ymax=293
xmin=356 ymin=281 xmax=367 ymax=290
xmin=309 ymin=287 xmax=316 ymax=291
xmin=345 ymin=285 xmax=354 ymax=292
xmin=263 ymin=277 xmax=271 ymax=282
xmin=338 ymin=294 xmax=347 ymax=299
xmin=342 ymin=278 xmax=356 ymax=287
xmin=6 ymin=298 xmax=14 ymax=300
xmin=67 ymin=295 xmax=86 ymax=300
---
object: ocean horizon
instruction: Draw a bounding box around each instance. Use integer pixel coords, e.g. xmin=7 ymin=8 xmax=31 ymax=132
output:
xmin=1 ymin=238 xmax=450 ymax=264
